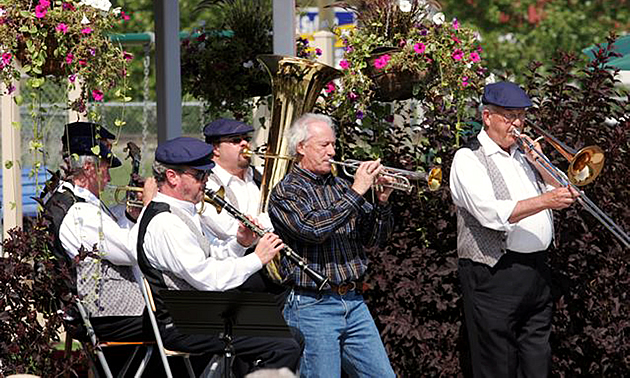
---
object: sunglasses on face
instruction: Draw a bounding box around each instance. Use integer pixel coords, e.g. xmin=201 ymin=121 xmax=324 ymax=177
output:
xmin=220 ymin=135 xmax=251 ymax=144
xmin=179 ymin=169 xmax=209 ymax=182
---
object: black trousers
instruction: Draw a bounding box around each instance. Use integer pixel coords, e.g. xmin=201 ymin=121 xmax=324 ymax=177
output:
xmin=161 ymin=323 xmax=302 ymax=377
xmin=458 ymin=251 xmax=552 ymax=378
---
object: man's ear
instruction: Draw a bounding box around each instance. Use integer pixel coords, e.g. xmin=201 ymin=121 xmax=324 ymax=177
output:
xmin=296 ymin=141 xmax=305 ymax=157
xmin=212 ymin=142 xmax=221 ymax=158
xmin=165 ymin=169 xmax=179 ymax=186
xmin=482 ymin=108 xmax=491 ymax=129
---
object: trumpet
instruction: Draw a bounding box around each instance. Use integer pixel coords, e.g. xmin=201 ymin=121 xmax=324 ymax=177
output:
xmin=203 ymin=188 xmax=330 ymax=291
xmin=242 ymin=147 xmax=442 ymax=193
xmin=512 ymin=125 xmax=629 ymax=248
xmin=108 ymin=185 xmax=144 ymax=208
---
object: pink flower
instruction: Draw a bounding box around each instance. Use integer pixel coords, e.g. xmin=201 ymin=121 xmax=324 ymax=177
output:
xmin=39 ymin=0 xmax=50 ymax=7
xmin=462 ymin=76 xmax=469 ymax=87
xmin=92 ymin=89 xmax=104 ymax=101
xmin=373 ymin=54 xmax=391 ymax=69
xmin=68 ymin=74 xmax=76 ymax=83
xmin=62 ymin=2 xmax=76 ymax=11
xmin=339 ymin=60 xmax=350 ymax=69
xmin=452 ymin=49 xmax=464 ymax=61
xmin=78 ymin=59 xmax=87 ymax=66
xmin=348 ymin=91 xmax=358 ymax=101
xmin=56 ymin=23 xmax=68 ymax=33
xmin=452 ymin=18 xmax=459 ymax=30
xmin=121 ymin=11 xmax=130 ymax=21
xmin=34 ymin=5 xmax=47 ymax=18
xmin=81 ymin=27 xmax=92 ymax=35
xmin=123 ymin=51 xmax=133 ymax=61
xmin=325 ymin=82 xmax=335 ymax=94
xmin=65 ymin=53 xmax=73 ymax=64
xmin=414 ymin=42 xmax=426 ymax=54
xmin=315 ymin=48 xmax=322 ymax=56
xmin=470 ymin=51 xmax=481 ymax=63
xmin=1 ymin=53 xmax=12 ymax=66
xmin=452 ymin=36 xmax=461 ymax=44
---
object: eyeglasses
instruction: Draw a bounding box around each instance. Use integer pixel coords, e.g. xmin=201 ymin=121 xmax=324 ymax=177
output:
xmin=492 ymin=110 xmax=526 ymax=123
xmin=220 ymin=135 xmax=251 ymax=144
xmin=180 ymin=169 xmax=209 ymax=182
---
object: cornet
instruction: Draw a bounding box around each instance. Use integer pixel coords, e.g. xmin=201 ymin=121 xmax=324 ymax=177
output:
xmin=107 ymin=185 xmax=144 ymax=208
xmin=242 ymin=147 xmax=442 ymax=193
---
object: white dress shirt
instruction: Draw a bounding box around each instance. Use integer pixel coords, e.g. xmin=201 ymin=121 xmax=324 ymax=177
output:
xmin=450 ymin=129 xmax=554 ymax=252
xmin=58 ymin=182 xmax=137 ymax=265
xmin=138 ymin=192 xmax=262 ymax=291
xmin=200 ymin=164 xmax=272 ymax=240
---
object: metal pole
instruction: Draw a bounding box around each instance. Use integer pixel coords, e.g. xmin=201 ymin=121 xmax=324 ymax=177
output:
xmin=1 ymin=82 xmax=22 ymax=244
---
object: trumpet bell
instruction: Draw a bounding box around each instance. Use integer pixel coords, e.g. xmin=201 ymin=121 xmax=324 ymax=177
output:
xmin=568 ymin=145 xmax=605 ymax=186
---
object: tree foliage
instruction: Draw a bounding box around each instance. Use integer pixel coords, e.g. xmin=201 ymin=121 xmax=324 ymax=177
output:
xmin=438 ymin=0 xmax=630 ymax=74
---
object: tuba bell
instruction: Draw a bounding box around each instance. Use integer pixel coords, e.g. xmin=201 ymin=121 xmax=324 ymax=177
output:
xmin=256 ymin=54 xmax=341 ymax=281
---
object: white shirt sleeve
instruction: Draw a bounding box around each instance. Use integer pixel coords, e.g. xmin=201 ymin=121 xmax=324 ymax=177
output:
xmin=59 ymin=202 xmax=137 ymax=265
xmin=143 ymin=212 xmax=262 ymax=291
xmin=449 ymin=148 xmax=517 ymax=232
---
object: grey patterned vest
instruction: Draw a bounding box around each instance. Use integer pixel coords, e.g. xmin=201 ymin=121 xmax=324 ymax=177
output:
xmin=45 ymin=188 xmax=144 ymax=317
xmin=456 ymin=139 xmax=547 ymax=267
xmin=137 ymin=201 xmax=211 ymax=325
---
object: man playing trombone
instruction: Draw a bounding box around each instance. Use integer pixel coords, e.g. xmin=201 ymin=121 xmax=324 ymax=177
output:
xmin=449 ymin=81 xmax=578 ymax=378
xmin=268 ymin=113 xmax=396 ymax=377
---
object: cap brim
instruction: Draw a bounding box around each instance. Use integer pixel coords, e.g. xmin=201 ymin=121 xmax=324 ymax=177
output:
xmin=189 ymin=161 xmax=215 ymax=171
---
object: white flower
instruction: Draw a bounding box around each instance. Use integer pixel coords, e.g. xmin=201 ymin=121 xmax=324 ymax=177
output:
xmin=0 ymin=8 xmax=6 ymax=17
xmin=243 ymin=60 xmax=254 ymax=69
xmin=432 ymin=12 xmax=445 ymax=25
xmin=81 ymin=14 xmax=90 ymax=24
xmin=80 ymin=0 xmax=112 ymax=12
xmin=398 ymin=0 xmax=412 ymax=12
xmin=111 ymin=7 xmax=122 ymax=16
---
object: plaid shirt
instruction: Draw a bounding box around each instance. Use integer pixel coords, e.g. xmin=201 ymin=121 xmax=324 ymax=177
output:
xmin=268 ymin=165 xmax=393 ymax=289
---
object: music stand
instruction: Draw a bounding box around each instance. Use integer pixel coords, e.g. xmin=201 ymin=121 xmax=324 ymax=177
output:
xmin=160 ymin=290 xmax=292 ymax=378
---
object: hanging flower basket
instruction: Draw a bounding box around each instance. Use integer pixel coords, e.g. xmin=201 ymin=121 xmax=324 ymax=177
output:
xmin=366 ymin=47 xmax=430 ymax=102
xmin=15 ymin=33 xmax=65 ymax=77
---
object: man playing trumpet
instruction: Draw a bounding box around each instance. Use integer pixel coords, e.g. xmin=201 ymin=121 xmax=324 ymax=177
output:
xmin=268 ymin=113 xmax=396 ymax=377
xmin=449 ymin=81 xmax=578 ymax=377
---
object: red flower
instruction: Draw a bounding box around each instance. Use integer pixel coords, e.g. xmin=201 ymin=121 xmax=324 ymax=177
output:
xmin=92 ymin=89 xmax=104 ymax=101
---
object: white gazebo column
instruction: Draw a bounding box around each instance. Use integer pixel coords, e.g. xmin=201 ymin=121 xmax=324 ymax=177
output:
xmin=1 ymin=82 xmax=22 ymax=243
xmin=313 ymin=30 xmax=335 ymax=66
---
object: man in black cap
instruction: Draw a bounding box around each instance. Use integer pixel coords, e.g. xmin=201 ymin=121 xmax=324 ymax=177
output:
xmin=449 ymin=81 xmax=578 ymax=377
xmin=135 ymin=136 xmax=301 ymax=376
xmin=200 ymin=118 xmax=270 ymax=240
xmin=43 ymin=123 xmax=156 ymax=344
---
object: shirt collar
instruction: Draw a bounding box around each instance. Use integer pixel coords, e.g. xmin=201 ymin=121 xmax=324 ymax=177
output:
xmin=153 ymin=192 xmax=198 ymax=216
xmin=212 ymin=163 xmax=252 ymax=185
xmin=64 ymin=181 xmax=100 ymax=206
xmin=477 ymin=128 xmax=518 ymax=157
xmin=294 ymin=164 xmax=334 ymax=184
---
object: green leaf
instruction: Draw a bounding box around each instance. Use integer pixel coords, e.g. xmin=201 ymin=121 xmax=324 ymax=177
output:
xmin=19 ymin=25 xmax=30 ymax=33
xmin=4 ymin=160 xmax=13 ymax=169
xmin=29 ymin=26 xmax=38 ymax=34
xmin=11 ymin=121 xmax=21 ymax=130
xmin=91 ymin=145 xmax=101 ymax=156
xmin=13 ymin=96 xmax=24 ymax=106
xmin=31 ymin=66 xmax=42 ymax=75
xmin=114 ymin=119 xmax=126 ymax=127
xmin=22 ymin=64 xmax=32 ymax=73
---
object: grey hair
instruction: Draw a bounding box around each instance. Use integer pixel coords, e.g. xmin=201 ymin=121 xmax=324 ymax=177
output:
xmin=61 ymin=155 xmax=99 ymax=179
xmin=152 ymin=160 xmax=187 ymax=186
xmin=286 ymin=113 xmax=336 ymax=156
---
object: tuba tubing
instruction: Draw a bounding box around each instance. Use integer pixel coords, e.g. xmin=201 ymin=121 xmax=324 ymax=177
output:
xmin=204 ymin=188 xmax=331 ymax=291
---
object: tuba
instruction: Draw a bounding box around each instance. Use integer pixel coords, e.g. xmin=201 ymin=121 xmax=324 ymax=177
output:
xmin=256 ymin=54 xmax=341 ymax=281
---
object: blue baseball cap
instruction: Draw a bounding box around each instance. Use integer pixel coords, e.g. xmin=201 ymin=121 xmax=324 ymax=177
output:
xmin=155 ymin=137 xmax=215 ymax=171
xmin=66 ymin=135 xmax=122 ymax=168
xmin=482 ymin=82 xmax=532 ymax=109
xmin=203 ymin=119 xmax=254 ymax=143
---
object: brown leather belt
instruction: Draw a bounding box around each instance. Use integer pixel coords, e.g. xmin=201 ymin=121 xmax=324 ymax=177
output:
xmin=330 ymin=281 xmax=357 ymax=295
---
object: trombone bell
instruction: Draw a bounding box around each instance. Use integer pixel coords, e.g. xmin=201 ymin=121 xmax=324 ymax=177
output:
xmin=568 ymin=146 xmax=605 ymax=186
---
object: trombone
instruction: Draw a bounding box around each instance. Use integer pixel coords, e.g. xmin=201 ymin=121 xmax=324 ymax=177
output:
xmin=512 ymin=123 xmax=629 ymax=249
xmin=242 ymin=147 xmax=442 ymax=193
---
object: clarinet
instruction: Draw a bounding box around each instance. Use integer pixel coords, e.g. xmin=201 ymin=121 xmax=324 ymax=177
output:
xmin=204 ymin=188 xmax=330 ymax=291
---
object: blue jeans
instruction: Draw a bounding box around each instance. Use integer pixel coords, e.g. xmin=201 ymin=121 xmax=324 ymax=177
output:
xmin=284 ymin=289 xmax=395 ymax=378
